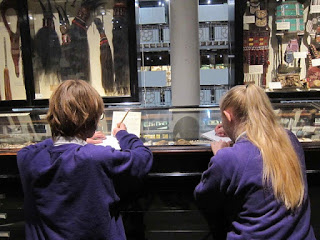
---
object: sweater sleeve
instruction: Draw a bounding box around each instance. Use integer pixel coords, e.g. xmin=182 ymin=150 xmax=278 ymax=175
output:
xmin=194 ymin=150 xmax=234 ymax=239
xmin=194 ymin=148 xmax=236 ymax=204
xmin=102 ymin=130 xmax=153 ymax=178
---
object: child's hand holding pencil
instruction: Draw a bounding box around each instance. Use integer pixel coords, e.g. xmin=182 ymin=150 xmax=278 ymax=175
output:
xmin=112 ymin=110 xmax=130 ymax=136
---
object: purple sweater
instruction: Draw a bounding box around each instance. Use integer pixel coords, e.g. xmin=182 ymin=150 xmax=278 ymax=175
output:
xmin=17 ymin=130 xmax=153 ymax=240
xmin=194 ymin=131 xmax=316 ymax=239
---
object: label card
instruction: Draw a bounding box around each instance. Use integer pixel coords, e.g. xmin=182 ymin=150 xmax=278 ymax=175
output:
xmin=310 ymin=5 xmax=320 ymax=13
xmin=293 ymin=52 xmax=307 ymax=59
xmin=312 ymin=58 xmax=320 ymax=67
xmin=268 ymin=82 xmax=282 ymax=89
xmin=243 ymin=16 xmax=255 ymax=24
xmin=302 ymin=126 xmax=316 ymax=133
xmin=249 ymin=65 xmax=263 ymax=74
xmin=35 ymin=93 xmax=43 ymax=99
xmin=276 ymin=22 xmax=290 ymax=30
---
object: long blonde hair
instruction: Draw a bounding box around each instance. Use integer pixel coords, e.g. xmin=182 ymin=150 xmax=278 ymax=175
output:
xmin=220 ymin=84 xmax=304 ymax=211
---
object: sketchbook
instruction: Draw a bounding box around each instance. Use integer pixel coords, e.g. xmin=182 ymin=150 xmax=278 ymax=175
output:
xmin=201 ymin=130 xmax=231 ymax=142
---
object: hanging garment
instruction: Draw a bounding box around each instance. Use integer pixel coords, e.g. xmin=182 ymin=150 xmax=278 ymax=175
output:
xmin=243 ymin=29 xmax=270 ymax=86
xmin=275 ymin=1 xmax=305 ymax=32
xmin=284 ymin=38 xmax=300 ymax=64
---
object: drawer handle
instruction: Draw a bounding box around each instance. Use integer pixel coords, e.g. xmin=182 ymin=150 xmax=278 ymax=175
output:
xmin=0 ymin=232 xmax=10 ymax=238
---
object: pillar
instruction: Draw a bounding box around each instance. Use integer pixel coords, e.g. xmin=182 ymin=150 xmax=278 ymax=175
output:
xmin=170 ymin=0 xmax=200 ymax=107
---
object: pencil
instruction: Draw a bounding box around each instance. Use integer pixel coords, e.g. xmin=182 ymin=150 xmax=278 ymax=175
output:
xmin=120 ymin=110 xmax=130 ymax=124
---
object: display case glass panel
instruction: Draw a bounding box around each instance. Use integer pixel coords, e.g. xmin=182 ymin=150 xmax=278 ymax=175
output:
xmin=0 ymin=0 xmax=26 ymax=101
xmin=0 ymin=111 xmax=50 ymax=149
xmin=242 ymin=0 xmax=320 ymax=94
xmin=99 ymin=107 xmax=222 ymax=146
xmin=273 ymin=102 xmax=320 ymax=142
xmin=27 ymin=0 xmax=138 ymax=102
xmin=0 ymin=103 xmax=319 ymax=152
xmin=137 ymin=0 xmax=234 ymax=107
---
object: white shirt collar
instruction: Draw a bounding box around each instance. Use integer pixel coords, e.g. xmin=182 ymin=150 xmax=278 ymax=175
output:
xmin=54 ymin=136 xmax=87 ymax=146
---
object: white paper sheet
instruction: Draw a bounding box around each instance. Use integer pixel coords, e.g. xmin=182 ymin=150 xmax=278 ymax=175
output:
xmin=201 ymin=130 xmax=231 ymax=142
xmin=112 ymin=111 xmax=142 ymax=137
xmin=96 ymin=135 xmax=121 ymax=150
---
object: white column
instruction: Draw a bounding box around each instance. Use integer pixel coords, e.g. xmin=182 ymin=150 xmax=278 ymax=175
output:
xmin=170 ymin=0 xmax=200 ymax=107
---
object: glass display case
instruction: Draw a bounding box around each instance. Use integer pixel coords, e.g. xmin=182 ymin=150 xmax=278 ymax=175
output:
xmin=274 ymin=102 xmax=320 ymax=142
xmin=0 ymin=104 xmax=319 ymax=239
xmin=241 ymin=0 xmax=320 ymax=96
xmin=0 ymin=0 xmax=139 ymax=108
xmin=26 ymin=0 xmax=138 ymax=101
xmin=0 ymin=0 xmax=26 ymax=101
xmin=0 ymin=103 xmax=319 ymax=152
xmin=137 ymin=0 xmax=234 ymax=107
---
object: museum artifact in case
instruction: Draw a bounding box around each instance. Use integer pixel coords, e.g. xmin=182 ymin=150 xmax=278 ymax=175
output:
xmin=0 ymin=0 xmax=26 ymax=102
xmin=241 ymin=0 xmax=320 ymax=95
xmin=0 ymin=0 xmax=139 ymax=107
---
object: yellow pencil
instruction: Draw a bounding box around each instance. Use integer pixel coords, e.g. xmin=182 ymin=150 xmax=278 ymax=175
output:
xmin=120 ymin=110 xmax=130 ymax=124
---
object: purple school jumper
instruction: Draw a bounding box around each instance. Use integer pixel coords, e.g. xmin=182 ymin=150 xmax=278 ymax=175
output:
xmin=194 ymin=131 xmax=316 ymax=240
xmin=17 ymin=130 xmax=153 ymax=240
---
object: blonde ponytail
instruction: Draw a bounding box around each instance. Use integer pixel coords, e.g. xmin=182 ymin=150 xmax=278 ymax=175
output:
xmin=221 ymin=85 xmax=304 ymax=210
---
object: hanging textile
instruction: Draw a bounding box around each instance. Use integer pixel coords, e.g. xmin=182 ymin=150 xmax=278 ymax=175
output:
xmin=112 ymin=0 xmax=130 ymax=95
xmin=60 ymin=0 xmax=104 ymax=81
xmin=94 ymin=17 xmax=115 ymax=95
xmin=34 ymin=0 xmax=61 ymax=75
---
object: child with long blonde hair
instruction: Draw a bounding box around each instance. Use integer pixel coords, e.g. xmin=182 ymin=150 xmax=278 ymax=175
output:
xmin=195 ymin=84 xmax=315 ymax=239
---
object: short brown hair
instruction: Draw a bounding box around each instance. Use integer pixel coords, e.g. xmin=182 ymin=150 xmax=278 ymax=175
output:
xmin=47 ymin=80 xmax=104 ymax=140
